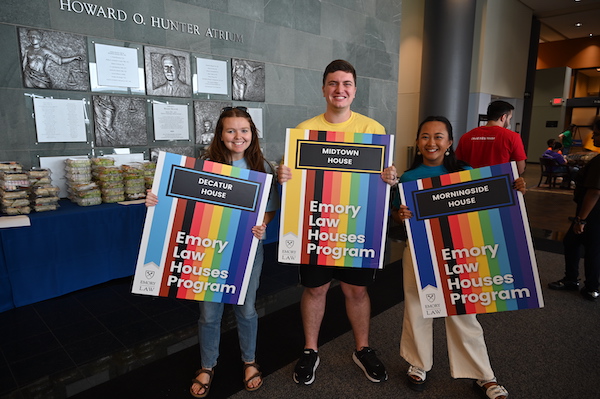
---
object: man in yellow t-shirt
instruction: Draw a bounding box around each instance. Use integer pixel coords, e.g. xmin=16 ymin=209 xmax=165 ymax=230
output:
xmin=279 ymin=59 xmax=397 ymax=385
xmin=296 ymin=109 xmax=386 ymax=135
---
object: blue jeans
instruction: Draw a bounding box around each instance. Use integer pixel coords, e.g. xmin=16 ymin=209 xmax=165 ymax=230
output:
xmin=198 ymin=242 xmax=263 ymax=368
xmin=554 ymin=165 xmax=579 ymax=186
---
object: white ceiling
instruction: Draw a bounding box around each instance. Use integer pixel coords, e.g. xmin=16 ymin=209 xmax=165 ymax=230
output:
xmin=519 ymin=0 xmax=600 ymax=42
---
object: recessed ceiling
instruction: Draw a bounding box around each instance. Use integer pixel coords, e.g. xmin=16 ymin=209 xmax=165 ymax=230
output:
xmin=577 ymin=67 xmax=600 ymax=78
xmin=519 ymin=0 xmax=600 ymax=42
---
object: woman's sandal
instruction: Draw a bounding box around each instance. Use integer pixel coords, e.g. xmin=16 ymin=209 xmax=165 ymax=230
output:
xmin=474 ymin=378 xmax=509 ymax=399
xmin=190 ymin=369 xmax=213 ymax=398
xmin=243 ymin=362 xmax=263 ymax=392
xmin=407 ymin=365 xmax=427 ymax=392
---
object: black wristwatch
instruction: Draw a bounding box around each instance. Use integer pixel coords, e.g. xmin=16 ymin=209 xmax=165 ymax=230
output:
xmin=575 ymin=216 xmax=587 ymax=225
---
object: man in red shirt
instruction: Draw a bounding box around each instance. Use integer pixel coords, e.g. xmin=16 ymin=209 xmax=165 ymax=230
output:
xmin=455 ymin=101 xmax=527 ymax=174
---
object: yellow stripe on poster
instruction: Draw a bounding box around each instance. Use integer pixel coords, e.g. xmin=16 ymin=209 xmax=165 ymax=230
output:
xmin=282 ymin=129 xmax=307 ymax=236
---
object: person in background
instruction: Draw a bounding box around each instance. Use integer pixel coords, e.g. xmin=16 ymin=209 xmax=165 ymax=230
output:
xmin=547 ymin=138 xmax=562 ymax=154
xmin=278 ymin=59 xmax=397 ymax=385
xmin=542 ymin=141 xmax=578 ymax=189
xmin=393 ymin=115 xmax=525 ymax=399
xmin=559 ymin=123 xmax=577 ymax=155
xmin=146 ymin=107 xmax=279 ymax=398
xmin=549 ymin=117 xmax=600 ymax=301
xmin=455 ymin=100 xmax=527 ymax=175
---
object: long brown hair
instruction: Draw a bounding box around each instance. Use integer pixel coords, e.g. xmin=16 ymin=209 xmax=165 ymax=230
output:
xmin=202 ymin=107 xmax=268 ymax=173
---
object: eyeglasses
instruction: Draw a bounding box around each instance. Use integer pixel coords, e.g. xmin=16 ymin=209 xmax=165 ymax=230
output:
xmin=221 ymin=106 xmax=248 ymax=113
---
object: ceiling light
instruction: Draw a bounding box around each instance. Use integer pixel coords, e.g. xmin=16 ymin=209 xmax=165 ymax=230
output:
xmin=575 ymin=22 xmax=582 ymax=27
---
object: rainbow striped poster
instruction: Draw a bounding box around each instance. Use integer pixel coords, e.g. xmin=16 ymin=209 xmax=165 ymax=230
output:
xmin=399 ymin=162 xmax=543 ymax=318
xmin=132 ymin=151 xmax=272 ymax=305
xmin=279 ymin=129 xmax=393 ymax=268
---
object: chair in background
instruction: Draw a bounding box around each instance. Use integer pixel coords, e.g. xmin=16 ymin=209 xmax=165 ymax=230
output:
xmin=538 ymin=157 xmax=568 ymax=189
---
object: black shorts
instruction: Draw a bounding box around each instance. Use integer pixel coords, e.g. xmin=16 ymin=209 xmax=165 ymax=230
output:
xmin=299 ymin=264 xmax=377 ymax=288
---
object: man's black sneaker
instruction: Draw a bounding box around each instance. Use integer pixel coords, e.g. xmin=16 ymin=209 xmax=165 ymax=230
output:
xmin=352 ymin=347 xmax=388 ymax=383
xmin=581 ymin=288 xmax=600 ymax=301
xmin=548 ymin=278 xmax=579 ymax=291
xmin=293 ymin=349 xmax=320 ymax=385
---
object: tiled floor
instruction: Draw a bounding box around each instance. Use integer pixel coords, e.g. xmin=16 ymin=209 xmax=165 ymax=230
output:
xmin=0 ymin=163 xmax=576 ymax=398
xmin=0 ymin=243 xmax=302 ymax=399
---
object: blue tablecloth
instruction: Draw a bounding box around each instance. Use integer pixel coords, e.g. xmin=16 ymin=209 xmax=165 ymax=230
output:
xmin=0 ymin=199 xmax=146 ymax=312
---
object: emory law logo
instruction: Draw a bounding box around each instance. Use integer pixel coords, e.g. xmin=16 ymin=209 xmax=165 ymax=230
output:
xmin=426 ymin=293 xmax=436 ymax=303
xmin=145 ymin=270 xmax=155 ymax=279
xmin=279 ymin=232 xmax=299 ymax=262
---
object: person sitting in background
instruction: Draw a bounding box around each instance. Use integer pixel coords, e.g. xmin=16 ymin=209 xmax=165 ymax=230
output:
xmin=542 ymin=141 xmax=578 ymax=189
xmin=547 ymin=138 xmax=562 ymax=154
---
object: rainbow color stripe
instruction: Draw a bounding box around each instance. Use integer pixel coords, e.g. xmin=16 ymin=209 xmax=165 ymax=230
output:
xmin=133 ymin=152 xmax=271 ymax=305
xmin=279 ymin=129 xmax=393 ymax=268
xmin=399 ymin=162 xmax=543 ymax=317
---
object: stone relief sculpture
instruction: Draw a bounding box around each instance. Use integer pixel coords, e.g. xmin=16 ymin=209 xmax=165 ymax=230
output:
xmin=194 ymin=100 xmax=232 ymax=145
xmin=152 ymin=54 xmax=191 ymax=97
xmin=93 ymin=95 xmax=147 ymax=147
xmin=145 ymin=47 xmax=192 ymax=98
xmin=199 ymin=120 xmax=215 ymax=145
xmin=232 ymin=58 xmax=265 ymax=102
xmin=19 ymin=27 xmax=89 ymax=91
xmin=93 ymin=95 xmax=117 ymax=146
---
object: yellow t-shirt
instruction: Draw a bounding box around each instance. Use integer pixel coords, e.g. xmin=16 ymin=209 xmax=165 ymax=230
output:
xmin=296 ymin=112 xmax=386 ymax=135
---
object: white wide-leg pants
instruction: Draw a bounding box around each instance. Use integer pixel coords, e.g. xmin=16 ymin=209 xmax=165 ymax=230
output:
xmin=400 ymin=248 xmax=496 ymax=380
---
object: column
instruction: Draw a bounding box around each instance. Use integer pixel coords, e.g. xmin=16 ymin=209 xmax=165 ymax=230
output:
xmin=419 ymin=0 xmax=476 ymax=140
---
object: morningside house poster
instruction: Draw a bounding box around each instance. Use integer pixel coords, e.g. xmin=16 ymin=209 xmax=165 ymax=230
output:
xmin=399 ymin=162 xmax=543 ymax=318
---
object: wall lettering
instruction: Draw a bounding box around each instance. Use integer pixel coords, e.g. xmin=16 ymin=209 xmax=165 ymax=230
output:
xmin=58 ymin=0 xmax=243 ymax=43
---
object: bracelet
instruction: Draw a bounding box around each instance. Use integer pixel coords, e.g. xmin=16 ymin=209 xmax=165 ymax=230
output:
xmin=575 ymin=216 xmax=587 ymax=225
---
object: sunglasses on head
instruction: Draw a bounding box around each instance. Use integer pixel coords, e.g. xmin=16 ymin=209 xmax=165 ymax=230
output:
xmin=221 ymin=106 xmax=248 ymax=113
